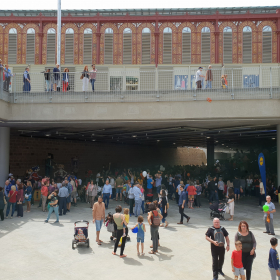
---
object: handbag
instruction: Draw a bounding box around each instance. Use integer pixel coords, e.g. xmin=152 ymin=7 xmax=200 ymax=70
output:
xmin=80 ymin=74 xmax=83 ymax=80
xmin=107 ymin=223 xmax=114 ymax=233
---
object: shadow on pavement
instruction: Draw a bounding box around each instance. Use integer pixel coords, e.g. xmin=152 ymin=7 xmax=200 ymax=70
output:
xmin=122 ymin=257 xmax=143 ymax=266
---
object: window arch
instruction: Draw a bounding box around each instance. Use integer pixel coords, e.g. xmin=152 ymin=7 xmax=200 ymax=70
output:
xmin=182 ymin=27 xmax=191 ymax=64
xmin=163 ymin=27 xmax=172 ymax=64
xmin=47 ymin=28 xmax=56 ymax=64
xmin=26 ymin=28 xmax=35 ymax=64
xmin=142 ymin=28 xmax=151 ymax=64
xmin=83 ymin=28 xmax=92 ymax=64
xmin=262 ymin=26 xmax=272 ymax=63
xmin=8 ymin=28 xmax=17 ymax=64
xmin=201 ymin=27 xmax=210 ymax=64
xmin=223 ymin=27 xmax=232 ymax=64
xmin=65 ymin=28 xmax=74 ymax=64
xmin=243 ymin=26 xmax=252 ymax=63
xmin=123 ymin=28 xmax=132 ymax=64
xmin=104 ymin=28 xmax=113 ymax=64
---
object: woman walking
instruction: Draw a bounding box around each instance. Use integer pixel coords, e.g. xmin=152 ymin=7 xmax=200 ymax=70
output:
xmin=235 ymin=221 xmax=256 ymax=280
xmin=227 ymin=188 xmax=235 ymax=221
xmin=62 ymin=68 xmax=69 ymax=92
xmin=112 ymin=205 xmax=128 ymax=258
xmin=160 ymin=190 xmax=168 ymax=227
xmin=16 ymin=183 xmax=24 ymax=217
xmin=0 ymin=187 xmax=6 ymax=221
xmin=148 ymin=202 xmax=162 ymax=254
xmin=87 ymin=180 xmax=97 ymax=208
xmin=45 ymin=190 xmax=59 ymax=223
xmin=6 ymin=185 xmax=17 ymax=219
xmin=82 ymin=66 xmax=89 ymax=92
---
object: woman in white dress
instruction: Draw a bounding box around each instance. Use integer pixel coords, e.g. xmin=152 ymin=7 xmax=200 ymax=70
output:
xmin=82 ymin=65 xmax=89 ymax=92
xmin=227 ymin=188 xmax=235 ymax=221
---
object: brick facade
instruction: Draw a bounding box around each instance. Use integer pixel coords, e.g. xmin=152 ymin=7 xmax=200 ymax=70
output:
xmin=9 ymin=135 xmax=206 ymax=179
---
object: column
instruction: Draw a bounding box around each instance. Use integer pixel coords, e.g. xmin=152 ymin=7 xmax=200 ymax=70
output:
xmin=277 ymin=125 xmax=280 ymax=188
xmin=214 ymin=32 xmax=220 ymax=64
xmin=0 ymin=127 xmax=10 ymax=186
xmin=207 ymin=139 xmax=214 ymax=168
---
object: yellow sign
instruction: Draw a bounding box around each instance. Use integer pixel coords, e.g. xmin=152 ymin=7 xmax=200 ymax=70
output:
xmin=259 ymin=157 xmax=264 ymax=166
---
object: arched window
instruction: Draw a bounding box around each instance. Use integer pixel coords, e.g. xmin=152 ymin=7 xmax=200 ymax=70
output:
xmin=26 ymin=28 xmax=35 ymax=64
xmin=65 ymin=28 xmax=74 ymax=64
xmin=104 ymin=28 xmax=113 ymax=64
xmin=142 ymin=28 xmax=151 ymax=64
xmin=182 ymin=27 xmax=191 ymax=64
xmin=262 ymin=26 xmax=272 ymax=63
xmin=163 ymin=27 xmax=172 ymax=64
xmin=201 ymin=27 xmax=210 ymax=64
xmin=47 ymin=28 xmax=56 ymax=64
xmin=83 ymin=28 xmax=92 ymax=64
xmin=223 ymin=27 xmax=232 ymax=64
xmin=123 ymin=28 xmax=132 ymax=64
xmin=8 ymin=28 xmax=17 ymax=64
xmin=243 ymin=26 xmax=252 ymax=63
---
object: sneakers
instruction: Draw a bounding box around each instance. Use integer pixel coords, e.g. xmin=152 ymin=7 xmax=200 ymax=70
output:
xmin=10 ymin=216 xmax=13 ymax=219
xmin=45 ymin=220 xmax=48 ymax=223
xmin=54 ymin=220 xmax=59 ymax=223
xmin=122 ymin=233 xmax=126 ymax=237
xmin=269 ymin=233 xmax=275 ymax=235
xmin=187 ymin=217 xmax=190 ymax=223
xmin=218 ymin=271 xmax=225 ymax=276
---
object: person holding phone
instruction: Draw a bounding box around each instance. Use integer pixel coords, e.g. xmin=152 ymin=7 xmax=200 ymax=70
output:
xmin=45 ymin=190 xmax=59 ymax=223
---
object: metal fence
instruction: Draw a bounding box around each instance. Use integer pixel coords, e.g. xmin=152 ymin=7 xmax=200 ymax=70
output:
xmin=1 ymin=66 xmax=280 ymax=103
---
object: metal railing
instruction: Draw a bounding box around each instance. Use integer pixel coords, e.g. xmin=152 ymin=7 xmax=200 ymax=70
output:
xmin=0 ymin=66 xmax=280 ymax=103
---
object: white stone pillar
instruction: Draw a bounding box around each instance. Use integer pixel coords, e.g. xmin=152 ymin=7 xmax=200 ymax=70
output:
xmin=277 ymin=125 xmax=280 ymax=188
xmin=0 ymin=127 xmax=10 ymax=185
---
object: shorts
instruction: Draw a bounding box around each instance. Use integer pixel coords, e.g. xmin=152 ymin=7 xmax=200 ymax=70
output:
xmin=188 ymin=195 xmax=194 ymax=200
xmin=66 ymin=196 xmax=71 ymax=203
xmin=137 ymin=237 xmax=144 ymax=243
xmin=234 ymin=188 xmax=240 ymax=195
xmin=71 ymin=191 xmax=77 ymax=199
xmin=116 ymin=188 xmax=122 ymax=194
xmin=233 ymin=266 xmax=245 ymax=276
xmin=95 ymin=220 xmax=103 ymax=232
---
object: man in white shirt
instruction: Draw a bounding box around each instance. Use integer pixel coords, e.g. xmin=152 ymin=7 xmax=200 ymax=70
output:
xmin=218 ymin=178 xmax=224 ymax=201
xmin=195 ymin=67 xmax=205 ymax=89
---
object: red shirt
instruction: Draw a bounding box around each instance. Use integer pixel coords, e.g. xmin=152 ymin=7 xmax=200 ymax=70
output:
xmin=231 ymin=250 xmax=243 ymax=268
xmin=9 ymin=190 xmax=18 ymax=203
xmin=41 ymin=186 xmax=49 ymax=197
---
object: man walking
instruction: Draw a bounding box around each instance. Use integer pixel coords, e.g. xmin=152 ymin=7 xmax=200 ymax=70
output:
xmin=177 ymin=185 xmax=190 ymax=224
xmin=53 ymin=64 xmax=60 ymax=91
xmin=263 ymin=195 xmax=276 ymax=235
xmin=133 ymin=184 xmax=142 ymax=217
xmin=115 ymin=175 xmax=124 ymax=201
xmin=205 ymin=65 xmax=213 ymax=89
xmin=102 ymin=179 xmax=112 ymax=209
xmin=92 ymin=196 xmax=105 ymax=245
xmin=58 ymin=183 xmax=68 ymax=215
xmin=205 ymin=218 xmax=230 ymax=280
xmin=195 ymin=67 xmax=205 ymax=89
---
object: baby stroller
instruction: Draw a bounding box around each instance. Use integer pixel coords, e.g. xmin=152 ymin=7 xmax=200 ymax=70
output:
xmin=72 ymin=220 xmax=89 ymax=249
xmin=209 ymin=202 xmax=226 ymax=220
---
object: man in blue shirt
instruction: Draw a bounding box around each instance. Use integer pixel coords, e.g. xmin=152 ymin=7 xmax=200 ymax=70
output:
xmin=4 ymin=180 xmax=12 ymax=202
xmin=155 ymin=173 xmax=162 ymax=196
xmin=177 ymin=185 xmax=190 ymax=224
xmin=4 ymin=64 xmax=12 ymax=92
xmin=58 ymin=183 xmax=69 ymax=215
xmin=23 ymin=67 xmax=31 ymax=92
xmin=53 ymin=64 xmax=60 ymax=91
xmin=102 ymin=179 xmax=112 ymax=209
xmin=147 ymin=175 xmax=154 ymax=202
xmin=133 ymin=184 xmax=142 ymax=217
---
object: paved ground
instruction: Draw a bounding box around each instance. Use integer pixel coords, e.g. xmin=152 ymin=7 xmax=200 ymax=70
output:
xmin=0 ymin=196 xmax=278 ymax=280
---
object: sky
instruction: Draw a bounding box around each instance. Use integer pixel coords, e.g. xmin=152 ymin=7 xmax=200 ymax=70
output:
xmin=0 ymin=0 xmax=279 ymax=10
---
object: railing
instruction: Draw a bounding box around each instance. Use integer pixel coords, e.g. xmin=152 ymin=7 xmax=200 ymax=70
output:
xmin=0 ymin=66 xmax=280 ymax=103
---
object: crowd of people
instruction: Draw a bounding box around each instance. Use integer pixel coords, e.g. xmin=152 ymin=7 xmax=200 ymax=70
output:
xmin=0 ymin=167 xmax=279 ymax=280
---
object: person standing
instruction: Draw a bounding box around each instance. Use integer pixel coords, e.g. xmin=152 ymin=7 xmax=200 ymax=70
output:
xmin=187 ymin=182 xmax=197 ymax=209
xmin=177 ymin=185 xmax=190 ymax=224
xmin=209 ymin=177 xmax=219 ymax=204
xmin=45 ymin=190 xmax=59 ymax=223
xmin=196 ymin=183 xmax=202 ymax=208
xmin=41 ymin=182 xmax=48 ymax=212
xmin=6 ymin=185 xmax=17 ymax=219
xmin=4 ymin=64 xmax=12 ymax=92
xmin=205 ymin=65 xmax=213 ymax=89
xmin=70 ymin=177 xmax=77 ymax=206
xmin=115 ymin=175 xmax=124 ymax=201
xmin=233 ymin=176 xmax=241 ymax=201
xmin=65 ymin=179 xmax=72 ymax=212
xmin=89 ymin=64 xmax=97 ymax=91
xmin=87 ymin=180 xmax=97 ymax=208
xmin=264 ymin=195 xmax=276 ymax=236
xmin=268 ymin=237 xmax=280 ymax=280
xmin=58 ymin=183 xmax=68 ymax=215
xmin=147 ymin=175 xmax=154 ymax=202
xmin=23 ymin=67 xmax=31 ymax=92
xmin=235 ymin=221 xmax=256 ymax=280
xmin=53 ymin=64 xmax=60 ymax=91
xmin=133 ymin=184 xmax=142 ymax=218
xmin=127 ymin=182 xmax=134 ymax=216
xmin=205 ymin=218 xmax=230 ymax=280
xmin=195 ymin=67 xmax=205 ymax=89
xmin=102 ymin=179 xmax=112 ymax=209
xmin=227 ymin=188 xmax=235 ymax=221
xmin=259 ymin=179 xmax=266 ymax=207
xmin=92 ymin=196 xmax=105 ymax=246
xmin=16 ymin=183 xmax=24 ymax=217
xmin=62 ymin=68 xmax=69 ymax=92
xmin=218 ymin=178 xmax=225 ymax=201
xmin=0 ymin=187 xmax=6 ymax=221
xmin=155 ymin=173 xmax=162 ymax=197
xmin=82 ymin=66 xmax=89 ymax=92
xmin=44 ymin=69 xmax=51 ymax=92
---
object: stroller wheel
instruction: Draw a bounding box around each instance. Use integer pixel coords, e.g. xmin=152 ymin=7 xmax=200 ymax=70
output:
xmin=72 ymin=239 xmax=75 ymax=250
xmin=110 ymin=236 xmax=114 ymax=241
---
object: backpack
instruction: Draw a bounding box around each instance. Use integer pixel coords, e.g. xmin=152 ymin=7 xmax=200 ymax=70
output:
xmin=211 ymin=226 xmax=225 ymax=247
xmin=151 ymin=210 xmax=161 ymax=227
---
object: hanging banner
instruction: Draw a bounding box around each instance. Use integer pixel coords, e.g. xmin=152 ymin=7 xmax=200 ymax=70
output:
xmin=258 ymin=153 xmax=267 ymax=196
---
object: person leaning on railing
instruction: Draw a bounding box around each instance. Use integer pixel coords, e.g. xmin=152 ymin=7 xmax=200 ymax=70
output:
xmin=23 ymin=67 xmax=31 ymax=92
xmin=62 ymin=68 xmax=69 ymax=92
xmin=82 ymin=66 xmax=89 ymax=92
xmin=43 ymin=69 xmax=51 ymax=92
xmin=4 ymin=64 xmax=13 ymax=92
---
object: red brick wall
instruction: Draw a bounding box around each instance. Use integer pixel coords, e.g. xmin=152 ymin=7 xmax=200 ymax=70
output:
xmin=9 ymin=135 xmax=206 ymax=179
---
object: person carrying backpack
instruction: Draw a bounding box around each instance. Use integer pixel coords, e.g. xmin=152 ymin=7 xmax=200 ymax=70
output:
xmin=205 ymin=218 xmax=230 ymax=280
xmin=147 ymin=202 xmax=162 ymax=254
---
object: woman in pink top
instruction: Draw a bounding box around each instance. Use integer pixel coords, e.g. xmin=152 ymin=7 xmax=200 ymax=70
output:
xmin=41 ymin=182 xmax=49 ymax=212
xmin=187 ymin=182 xmax=197 ymax=209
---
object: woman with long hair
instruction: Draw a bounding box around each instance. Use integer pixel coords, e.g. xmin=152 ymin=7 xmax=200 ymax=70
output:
xmin=6 ymin=185 xmax=18 ymax=219
xmin=25 ymin=181 xmax=32 ymax=212
xmin=227 ymin=188 xmax=235 ymax=221
xmin=82 ymin=65 xmax=89 ymax=92
xmin=62 ymin=68 xmax=69 ymax=92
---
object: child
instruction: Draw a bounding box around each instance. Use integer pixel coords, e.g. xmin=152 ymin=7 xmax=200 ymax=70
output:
xmin=131 ymin=215 xmax=146 ymax=256
xmin=231 ymin=240 xmax=245 ymax=280
xmin=268 ymin=237 xmax=280 ymax=280
xmin=122 ymin=208 xmax=129 ymax=237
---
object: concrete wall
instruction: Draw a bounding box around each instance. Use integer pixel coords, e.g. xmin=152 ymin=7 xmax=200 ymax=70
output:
xmin=9 ymin=135 xmax=206 ymax=179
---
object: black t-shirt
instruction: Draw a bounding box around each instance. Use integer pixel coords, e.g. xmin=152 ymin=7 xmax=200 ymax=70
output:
xmin=208 ymin=181 xmax=217 ymax=191
xmin=233 ymin=179 xmax=240 ymax=189
xmin=205 ymin=226 xmax=229 ymax=251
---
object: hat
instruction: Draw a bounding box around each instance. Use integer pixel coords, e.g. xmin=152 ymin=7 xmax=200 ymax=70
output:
xmin=198 ymin=67 xmax=203 ymax=69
